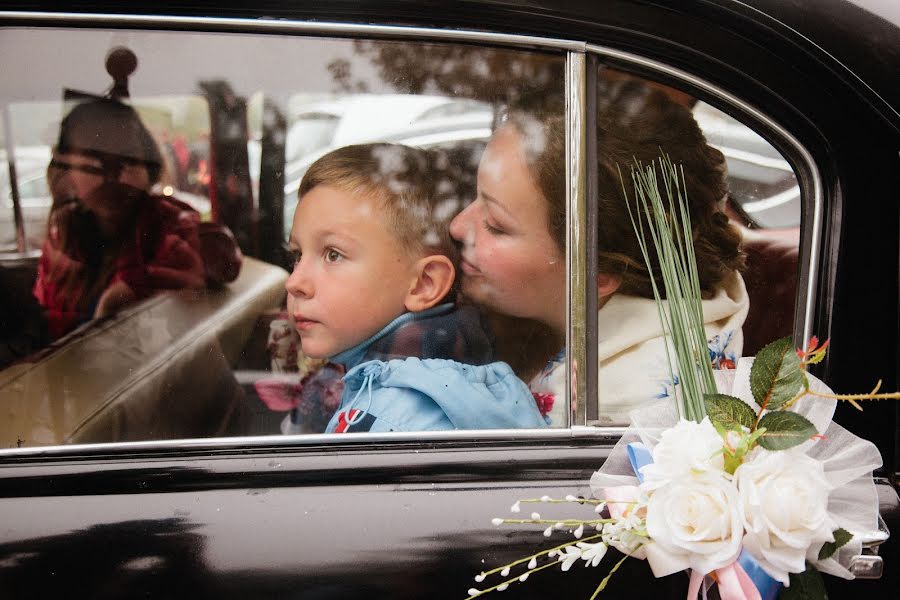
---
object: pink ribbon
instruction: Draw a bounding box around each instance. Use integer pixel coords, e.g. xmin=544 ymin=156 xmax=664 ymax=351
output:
xmin=687 ymin=562 xmax=761 ymax=600
xmin=715 ymin=563 xmax=762 ymax=600
xmin=601 ymin=485 xmax=642 ymax=519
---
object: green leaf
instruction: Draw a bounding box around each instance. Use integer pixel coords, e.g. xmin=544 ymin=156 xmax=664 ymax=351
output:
xmin=757 ymin=411 xmax=818 ymax=450
xmin=781 ymin=566 xmax=828 ymax=600
xmin=750 ymin=337 xmax=804 ymax=410
xmin=704 ymin=393 xmax=756 ymax=430
xmin=818 ymin=528 xmax=853 ymax=560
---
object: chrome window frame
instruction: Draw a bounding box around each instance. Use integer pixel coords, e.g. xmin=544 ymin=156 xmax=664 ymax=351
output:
xmin=566 ymin=51 xmax=588 ymax=428
xmin=0 ymin=12 xmax=820 ymax=457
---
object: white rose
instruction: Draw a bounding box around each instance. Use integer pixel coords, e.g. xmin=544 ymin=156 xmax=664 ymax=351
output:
xmin=734 ymin=449 xmax=834 ymax=585
xmin=641 ymin=417 xmax=725 ymax=489
xmin=644 ymin=473 xmax=743 ymax=575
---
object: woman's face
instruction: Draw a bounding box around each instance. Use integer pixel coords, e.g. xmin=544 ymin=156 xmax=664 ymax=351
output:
xmin=449 ymin=124 xmax=567 ymax=334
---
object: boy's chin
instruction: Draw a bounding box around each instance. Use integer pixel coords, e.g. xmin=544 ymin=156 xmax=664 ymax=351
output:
xmin=298 ymin=341 xmax=330 ymax=361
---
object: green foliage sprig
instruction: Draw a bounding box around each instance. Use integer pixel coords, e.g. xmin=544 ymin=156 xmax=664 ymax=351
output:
xmin=622 ymin=155 xmax=716 ymax=422
xmin=705 ymin=335 xmax=900 ymax=461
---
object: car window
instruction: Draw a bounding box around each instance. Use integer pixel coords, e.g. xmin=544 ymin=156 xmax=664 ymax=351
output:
xmin=693 ymin=101 xmax=800 ymax=230
xmin=0 ymin=25 xmax=566 ymax=449
xmin=588 ymin=68 xmax=802 ymax=425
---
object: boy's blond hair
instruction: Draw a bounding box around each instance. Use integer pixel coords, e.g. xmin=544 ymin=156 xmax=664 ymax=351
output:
xmin=299 ymin=143 xmax=466 ymax=263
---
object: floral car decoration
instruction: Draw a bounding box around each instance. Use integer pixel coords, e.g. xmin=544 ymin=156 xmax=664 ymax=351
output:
xmin=466 ymin=159 xmax=899 ymax=600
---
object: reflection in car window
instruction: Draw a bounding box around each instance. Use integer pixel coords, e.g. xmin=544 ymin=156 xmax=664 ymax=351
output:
xmin=693 ymin=101 xmax=800 ymax=230
xmin=589 ymin=70 xmax=801 ymax=425
xmin=0 ymin=26 xmax=565 ymax=449
xmin=285 ymin=111 xmax=340 ymax=162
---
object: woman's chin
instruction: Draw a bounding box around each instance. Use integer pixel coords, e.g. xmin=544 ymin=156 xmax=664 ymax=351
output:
xmin=460 ymin=278 xmax=489 ymax=304
xmin=461 ymin=281 xmax=516 ymax=316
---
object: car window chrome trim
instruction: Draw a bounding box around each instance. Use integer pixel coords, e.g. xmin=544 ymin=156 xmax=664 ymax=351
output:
xmin=566 ymin=51 xmax=588 ymax=427
xmin=0 ymin=427 xmax=628 ymax=459
xmin=585 ymin=43 xmax=822 ymax=345
xmin=0 ymin=11 xmax=586 ymax=53
xmin=1 ymin=109 xmax=27 ymax=253
xmin=584 ymin=53 xmax=600 ymax=424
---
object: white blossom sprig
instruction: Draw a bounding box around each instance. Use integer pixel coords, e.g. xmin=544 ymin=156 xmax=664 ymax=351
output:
xmin=466 ymin=495 xmax=652 ymax=598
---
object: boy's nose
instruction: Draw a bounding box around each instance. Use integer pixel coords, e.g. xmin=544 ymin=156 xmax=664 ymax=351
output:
xmin=285 ymin=260 xmax=313 ymax=298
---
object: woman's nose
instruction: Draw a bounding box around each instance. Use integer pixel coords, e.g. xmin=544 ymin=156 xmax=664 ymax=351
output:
xmin=285 ymin=259 xmax=313 ymax=299
xmin=449 ymin=201 xmax=474 ymax=244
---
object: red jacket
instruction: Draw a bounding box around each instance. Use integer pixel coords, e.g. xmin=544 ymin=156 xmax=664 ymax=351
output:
xmin=34 ymin=195 xmax=205 ymax=339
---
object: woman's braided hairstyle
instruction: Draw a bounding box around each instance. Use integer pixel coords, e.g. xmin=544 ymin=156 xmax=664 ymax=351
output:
xmin=506 ymin=77 xmax=744 ymax=299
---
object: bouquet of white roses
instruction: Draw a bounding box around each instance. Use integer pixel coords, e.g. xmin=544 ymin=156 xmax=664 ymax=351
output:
xmin=468 ymin=337 xmax=890 ymax=600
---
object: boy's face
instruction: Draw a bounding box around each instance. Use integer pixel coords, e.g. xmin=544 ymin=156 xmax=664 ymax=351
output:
xmin=286 ymin=185 xmax=420 ymax=359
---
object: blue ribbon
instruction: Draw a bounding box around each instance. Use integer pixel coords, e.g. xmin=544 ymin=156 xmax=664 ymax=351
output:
xmin=626 ymin=442 xmax=653 ymax=483
xmin=737 ymin=549 xmax=782 ymax=600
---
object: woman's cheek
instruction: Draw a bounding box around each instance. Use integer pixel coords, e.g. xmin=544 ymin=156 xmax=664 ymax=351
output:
xmin=480 ymin=244 xmax=513 ymax=288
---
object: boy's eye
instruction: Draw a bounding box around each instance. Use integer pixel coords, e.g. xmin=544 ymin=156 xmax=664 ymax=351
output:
xmin=289 ymin=249 xmax=302 ymax=266
xmin=323 ymin=248 xmax=344 ymax=263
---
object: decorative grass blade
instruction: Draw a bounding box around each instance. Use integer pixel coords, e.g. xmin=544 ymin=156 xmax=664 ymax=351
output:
xmin=622 ymin=155 xmax=716 ymax=421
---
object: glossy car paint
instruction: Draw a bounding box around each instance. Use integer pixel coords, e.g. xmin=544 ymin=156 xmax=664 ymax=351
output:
xmin=1 ymin=1 xmax=898 ymax=598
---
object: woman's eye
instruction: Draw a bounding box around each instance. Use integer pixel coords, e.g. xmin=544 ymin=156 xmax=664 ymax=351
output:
xmin=482 ymin=220 xmax=505 ymax=235
xmin=324 ymin=248 xmax=344 ymax=263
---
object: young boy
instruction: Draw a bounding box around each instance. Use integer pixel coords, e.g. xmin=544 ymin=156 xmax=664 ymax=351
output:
xmin=285 ymin=143 xmax=548 ymax=433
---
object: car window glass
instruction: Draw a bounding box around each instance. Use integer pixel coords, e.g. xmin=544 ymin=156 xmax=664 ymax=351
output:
xmin=591 ymin=69 xmax=801 ymax=426
xmin=0 ymin=26 xmax=566 ymax=450
xmin=693 ymin=101 xmax=800 ymax=229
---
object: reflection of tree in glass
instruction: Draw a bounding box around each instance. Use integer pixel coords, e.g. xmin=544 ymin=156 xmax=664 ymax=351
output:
xmin=329 ymin=42 xmax=564 ymax=113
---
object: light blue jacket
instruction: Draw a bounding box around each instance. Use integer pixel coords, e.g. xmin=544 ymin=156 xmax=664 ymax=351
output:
xmin=324 ymin=305 xmax=549 ymax=433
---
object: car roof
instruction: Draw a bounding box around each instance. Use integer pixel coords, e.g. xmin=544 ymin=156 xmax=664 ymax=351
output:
xmin=736 ymin=0 xmax=900 ymax=126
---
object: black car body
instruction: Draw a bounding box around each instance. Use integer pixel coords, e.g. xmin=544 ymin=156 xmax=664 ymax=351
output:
xmin=0 ymin=1 xmax=898 ymax=598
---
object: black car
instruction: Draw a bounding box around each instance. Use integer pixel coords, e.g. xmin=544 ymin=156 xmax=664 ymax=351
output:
xmin=0 ymin=1 xmax=897 ymax=598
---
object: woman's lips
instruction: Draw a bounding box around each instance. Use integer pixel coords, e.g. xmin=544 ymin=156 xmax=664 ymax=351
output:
xmin=459 ymin=256 xmax=481 ymax=276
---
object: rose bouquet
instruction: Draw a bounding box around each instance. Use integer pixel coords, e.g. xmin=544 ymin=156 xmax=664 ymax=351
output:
xmin=465 ymin=158 xmax=897 ymax=600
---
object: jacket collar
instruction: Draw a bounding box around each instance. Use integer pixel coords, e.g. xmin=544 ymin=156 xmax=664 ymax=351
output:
xmin=330 ymin=303 xmax=455 ymax=370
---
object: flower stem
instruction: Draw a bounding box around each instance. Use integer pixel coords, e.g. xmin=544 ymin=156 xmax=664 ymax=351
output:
xmin=476 ymin=533 xmax=606 ymax=579
xmin=782 ymin=380 xmax=900 ymax=411
xmin=465 ymin=560 xmax=560 ymax=598
xmin=516 ymin=497 xmax=605 ymax=505
xmin=588 ymin=552 xmax=633 ymax=599
xmin=499 ymin=519 xmax=613 ymax=526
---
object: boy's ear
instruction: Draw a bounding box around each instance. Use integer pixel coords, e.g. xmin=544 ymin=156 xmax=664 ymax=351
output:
xmin=404 ymin=255 xmax=456 ymax=312
xmin=598 ymin=273 xmax=621 ymax=298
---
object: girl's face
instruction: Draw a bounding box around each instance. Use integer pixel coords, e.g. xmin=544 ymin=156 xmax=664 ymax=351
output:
xmin=449 ymin=124 xmax=566 ymax=335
